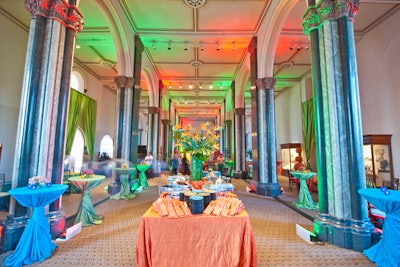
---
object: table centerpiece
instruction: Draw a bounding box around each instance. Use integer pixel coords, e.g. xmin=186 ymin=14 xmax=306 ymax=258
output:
xmin=172 ymin=122 xmax=219 ymax=187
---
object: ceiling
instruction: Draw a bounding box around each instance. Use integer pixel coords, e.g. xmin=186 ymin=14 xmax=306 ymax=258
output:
xmin=1 ymin=0 xmax=399 ymax=117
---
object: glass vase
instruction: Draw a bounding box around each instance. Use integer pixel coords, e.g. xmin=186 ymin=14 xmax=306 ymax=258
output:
xmin=190 ymin=155 xmax=203 ymax=181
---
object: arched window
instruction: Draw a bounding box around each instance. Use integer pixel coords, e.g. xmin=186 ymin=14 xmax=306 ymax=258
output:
xmin=70 ymin=70 xmax=85 ymax=93
xmin=100 ymin=135 xmax=113 ymax=159
xmin=69 ymin=129 xmax=85 ymax=172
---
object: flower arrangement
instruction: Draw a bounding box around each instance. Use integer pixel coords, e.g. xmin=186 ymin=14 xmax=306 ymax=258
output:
xmin=172 ymin=122 xmax=220 ymax=162
xmin=27 ymin=176 xmax=52 ymax=190
xmin=121 ymin=162 xmax=129 ymax=169
xmin=81 ymin=169 xmax=94 ymax=178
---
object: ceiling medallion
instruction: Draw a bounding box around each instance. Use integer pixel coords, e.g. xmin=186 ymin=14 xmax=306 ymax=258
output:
xmin=191 ymin=60 xmax=203 ymax=68
xmin=184 ymin=0 xmax=207 ymax=8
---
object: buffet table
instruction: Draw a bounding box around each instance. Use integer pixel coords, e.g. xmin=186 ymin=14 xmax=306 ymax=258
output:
xmin=358 ymin=188 xmax=400 ymax=267
xmin=136 ymin=207 xmax=257 ymax=267
xmin=68 ymin=175 xmax=105 ymax=226
xmin=5 ymin=184 xmax=68 ymax=267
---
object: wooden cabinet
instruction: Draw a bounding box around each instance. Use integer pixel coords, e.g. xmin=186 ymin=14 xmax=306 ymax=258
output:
xmin=363 ymin=135 xmax=394 ymax=188
xmin=280 ymin=143 xmax=302 ymax=177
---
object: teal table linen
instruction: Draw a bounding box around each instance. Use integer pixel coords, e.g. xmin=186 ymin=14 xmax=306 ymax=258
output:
xmin=358 ymin=188 xmax=400 ymax=267
xmin=290 ymin=171 xmax=318 ymax=210
xmin=68 ymin=175 xmax=105 ymax=226
xmin=136 ymin=164 xmax=151 ymax=189
xmin=5 ymin=184 xmax=68 ymax=267
xmin=110 ymin=168 xmax=136 ymax=200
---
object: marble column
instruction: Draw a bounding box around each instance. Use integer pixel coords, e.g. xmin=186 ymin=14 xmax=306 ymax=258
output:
xmin=3 ymin=0 xmax=83 ymax=250
xmin=250 ymin=87 xmax=259 ymax=183
xmin=161 ymin=119 xmax=170 ymax=161
xmin=224 ymin=120 xmax=232 ymax=160
xmin=234 ymin=108 xmax=246 ymax=178
xmin=255 ymin=77 xmax=280 ymax=197
xmin=109 ymin=76 xmax=134 ymax=195
xmin=303 ymin=0 xmax=373 ymax=251
xmin=147 ymin=107 xmax=160 ymax=158
xmin=114 ymin=76 xmax=135 ymax=160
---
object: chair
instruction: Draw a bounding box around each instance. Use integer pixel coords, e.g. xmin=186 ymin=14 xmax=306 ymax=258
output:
xmin=288 ymin=173 xmax=300 ymax=191
xmin=368 ymin=202 xmax=386 ymax=229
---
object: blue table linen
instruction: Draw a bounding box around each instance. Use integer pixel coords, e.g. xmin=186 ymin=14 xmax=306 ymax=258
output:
xmin=5 ymin=184 xmax=68 ymax=267
xmin=358 ymin=188 xmax=400 ymax=267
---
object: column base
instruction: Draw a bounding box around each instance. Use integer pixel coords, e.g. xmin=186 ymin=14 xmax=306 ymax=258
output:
xmin=108 ymin=181 xmax=121 ymax=195
xmin=256 ymin=182 xmax=280 ymax=197
xmin=232 ymin=170 xmax=247 ymax=179
xmin=1 ymin=215 xmax=29 ymax=251
xmin=314 ymin=213 xmax=374 ymax=252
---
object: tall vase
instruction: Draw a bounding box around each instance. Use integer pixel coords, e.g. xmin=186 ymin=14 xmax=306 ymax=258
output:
xmin=190 ymin=155 xmax=203 ymax=181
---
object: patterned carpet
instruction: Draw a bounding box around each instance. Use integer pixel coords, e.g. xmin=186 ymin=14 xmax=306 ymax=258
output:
xmin=0 ymin=175 xmax=375 ymax=267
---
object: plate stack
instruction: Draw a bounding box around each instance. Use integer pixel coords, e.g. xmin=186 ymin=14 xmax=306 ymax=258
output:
xmin=189 ymin=195 xmax=204 ymax=214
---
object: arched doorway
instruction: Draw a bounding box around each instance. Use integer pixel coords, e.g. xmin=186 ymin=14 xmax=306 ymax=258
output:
xmin=69 ymin=128 xmax=85 ymax=172
xmin=100 ymin=135 xmax=113 ymax=159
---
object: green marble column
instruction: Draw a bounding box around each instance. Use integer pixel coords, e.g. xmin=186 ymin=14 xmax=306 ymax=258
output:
xmin=303 ymin=0 xmax=373 ymax=251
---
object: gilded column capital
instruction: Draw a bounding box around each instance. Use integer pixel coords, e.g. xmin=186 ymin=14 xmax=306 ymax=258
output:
xmin=256 ymin=77 xmax=276 ymax=90
xmin=24 ymin=0 xmax=84 ymax=34
xmin=114 ymin=76 xmax=134 ymax=89
xmin=224 ymin=120 xmax=232 ymax=126
xmin=235 ymin=108 xmax=245 ymax=116
xmin=148 ymin=107 xmax=160 ymax=114
xmin=303 ymin=0 xmax=359 ymax=34
xmin=161 ymin=119 xmax=170 ymax=125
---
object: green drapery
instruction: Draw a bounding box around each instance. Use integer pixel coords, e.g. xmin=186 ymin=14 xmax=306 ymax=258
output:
xmin=302 ymin=98 xmax=315 ymax=170
xmin=83 ymin=97 xmax=97 ymax=160
xmin=65 ymin=90 xmax=84 ymax=155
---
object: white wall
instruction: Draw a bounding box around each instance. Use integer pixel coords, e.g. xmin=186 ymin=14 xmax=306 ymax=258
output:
xmin=357 ymin=11 xmax=400 ymax=178
xmin=0 ymin=15 xmax=28 ymax=179
xmin=275 ymin=84 xmax=303 ymax=155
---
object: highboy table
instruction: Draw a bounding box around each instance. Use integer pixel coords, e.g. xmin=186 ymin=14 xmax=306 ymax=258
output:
xmin=290 ymin=171 xmax=318 ymax=210
xmin=5 ymin=184 xmax=68 ymax=267
xmin=358 ymin=188 xmax=400 ymax=267
xmin=68 ymin=175 xmax=105 ymax=226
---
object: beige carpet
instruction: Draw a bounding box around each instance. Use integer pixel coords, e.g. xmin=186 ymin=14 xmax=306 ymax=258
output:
xmin=0 ymin=176 xmax=374 ymax=267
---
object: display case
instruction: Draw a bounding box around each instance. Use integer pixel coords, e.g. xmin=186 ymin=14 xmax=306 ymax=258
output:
xmin=280 ymin=143 xmax=302 ymax=177
xmin=363 ymin=135 xmax=394 ymax=188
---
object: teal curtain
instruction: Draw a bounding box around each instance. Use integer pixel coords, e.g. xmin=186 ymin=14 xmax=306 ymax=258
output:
xmin=83 ymin=97 xmax=97 ymax=160
xmin=302 ymin=99 xmax=315 ymax=170
xmin=65 ymin=89 xmax=84 ymax=156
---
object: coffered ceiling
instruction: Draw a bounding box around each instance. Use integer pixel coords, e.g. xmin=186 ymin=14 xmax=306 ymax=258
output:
xmin=0 ymin=0 xmax=399 ymax=117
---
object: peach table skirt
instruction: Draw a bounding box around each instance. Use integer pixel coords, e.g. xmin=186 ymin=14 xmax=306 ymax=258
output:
xmin=136 ymin=207 xmax=257 ymax=267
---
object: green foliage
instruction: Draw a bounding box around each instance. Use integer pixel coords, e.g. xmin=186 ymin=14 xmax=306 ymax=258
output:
xmin=172 ymin=122 xmax=220 ymax=162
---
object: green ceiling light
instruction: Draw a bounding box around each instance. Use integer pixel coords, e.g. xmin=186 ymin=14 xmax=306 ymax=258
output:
xmin=168 ymin=40 xmax=172 ymax=50
xmin=184 ymin=0 xmax=207 ymax=8
xmin=152 ymin=40 xmax=156 ymax=49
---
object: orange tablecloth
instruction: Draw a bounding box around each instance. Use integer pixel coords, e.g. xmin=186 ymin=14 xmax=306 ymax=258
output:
xmin=136 ymin=207 xmax=257 ymax=267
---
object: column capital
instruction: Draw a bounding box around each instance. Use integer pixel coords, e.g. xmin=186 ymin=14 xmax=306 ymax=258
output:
xmin=303 ymin=0 xmax=359 ymax=34
xmin=224 ymin=120 xmax=232 ymax=126
xmin=148 ymin=107 xmax=160 ymax=114
xmin=256 ymin=77 xmax=276 ymax=90
xmin=235 ymin=108 xmax=245 ymax=115
xmin=25 ymin=0 xmax=84 ymax=34
xmin=161 ymin=119 xmax=170 ymax=125
xmin=114 ymin=76 xmax=134 ymax=89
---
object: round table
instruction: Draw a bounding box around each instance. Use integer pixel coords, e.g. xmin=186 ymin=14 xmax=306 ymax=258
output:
xmin=358 ymin=188 xmax=400 ymax=267
xmin=5 ymin=184 xmax=68 ymax=267
xmin=136 ymin=164 xmax=151 ymax=189
xmin=68 ymin=175 xmax=105 ymax=227
xmin=110 ymin=167 xmax=136 ymax=200
xmin=290 ymin=171 xmax=318 ymax=210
